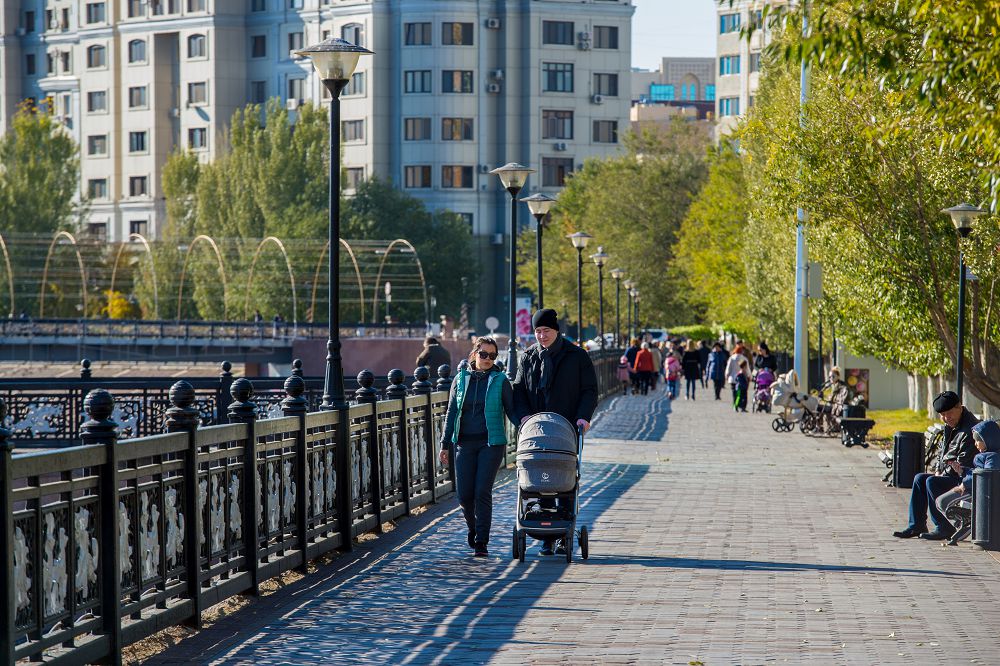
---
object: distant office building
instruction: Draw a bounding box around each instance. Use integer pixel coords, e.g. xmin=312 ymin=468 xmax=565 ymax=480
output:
xmin=631 ymin=57 xmax=715 ymax=119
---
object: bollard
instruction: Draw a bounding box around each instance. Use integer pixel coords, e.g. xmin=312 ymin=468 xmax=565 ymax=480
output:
xmin=291 ymin=358 xmax=304 ymax=378
xmin=227 ymin=378 xmax=257 ymax=424
xmin=80 ymin=358 xmax=92 ymax=380
xmin=436 ymin=364 xmax=453 ymax=391
xmin=891 ymin=431 xmax=924 ymax=489
xmin=972 ymin=468 xmax=1000 ymax=551
xmin=354 ymin=370 xmax=378 ymax=404
xmin=385 ymin=369 xmax=408 ymax=399
xmin=218 ymin=361 xmax=235 ymax=422
xmin=411 ymin=366 xmax=433 ymax=395
xmin=0 ymin=399 xmax=15 ymax=665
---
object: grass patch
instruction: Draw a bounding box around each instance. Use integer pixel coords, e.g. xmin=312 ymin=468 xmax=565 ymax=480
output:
xmin=867 ymin=408 xmax=936 ymax=443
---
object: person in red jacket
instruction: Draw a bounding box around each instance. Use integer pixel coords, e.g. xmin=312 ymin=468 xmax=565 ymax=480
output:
xmin=632 ymin=342 xmax=655 ymax=395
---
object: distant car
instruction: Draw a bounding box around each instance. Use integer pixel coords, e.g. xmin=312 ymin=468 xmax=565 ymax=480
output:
xmin=646 ymin=329 xmax=669 ymax=344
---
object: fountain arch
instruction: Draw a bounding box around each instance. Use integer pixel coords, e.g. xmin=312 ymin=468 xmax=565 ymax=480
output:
xmin=309 ymin=239 xmax=366 ymax=323
xmin=176 ymin=235 xmax=228 ymax=320
xmin=244 ymin=236 xmax=298 ymax=323
xmin=109 ymin=233 xmax=159 ymax=318
xmin=0 ymin=232 xmax=14 ymax=316
xmin=370 ymin=239 xmax=428 ymax=324
xmin=38 ymin=231 xmax=88 ymax=317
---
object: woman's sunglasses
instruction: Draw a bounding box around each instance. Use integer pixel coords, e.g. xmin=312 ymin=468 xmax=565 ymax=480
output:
xmin=477 ymin=350 xmax=498 ymax=360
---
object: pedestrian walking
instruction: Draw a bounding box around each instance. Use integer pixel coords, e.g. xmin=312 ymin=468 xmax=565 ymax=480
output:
xmin=649 ymin=340 xmax=662 ymax=391
xmin=726 ymin=347 xmax=750 ymax=407
xmin=681 ymin=344 xmax=702 ymax=400
xmin=416 ymin=335 xmax=451 ymax=371
xmin=665 ymin=351 xmax=681 ymax=399
xmin=734 ymin=359 xmax=750 ymax=412
xmin=705 ymin=342 xmax=728 ymax=400
xmin=754 ymin=342 xmax=777 ymax=373
xmin=697 ymin=340 xmax=711 ymax=388
xmin=633 ymin=342 xmax=655 ymax=395
xmin=438 ymin=337 xmax=517 ymax=557
xmin=624 ymin=337 xmax=640 ymax=395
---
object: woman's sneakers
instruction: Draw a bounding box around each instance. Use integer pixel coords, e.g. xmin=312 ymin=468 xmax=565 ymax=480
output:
xmin=474 ymin=543 xmax=489 ymax=557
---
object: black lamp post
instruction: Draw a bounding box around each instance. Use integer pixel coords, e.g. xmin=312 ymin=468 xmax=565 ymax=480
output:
xmin=490 ymin=162 xmax=535 ymax=379
xmin=297 ymin=37 xmax=372 ymax=409
xmin=519 ymin=192 xmax=556 ymax=309
xmin=942 ymin=202 xmax=987 ymax=398
xmin=610 ymin=268 xmax=624 ymax=348
xmin=624 ymin=279 xmax=635 ymax=341
xmin=590 ymin=246 xmax=608 ymax=349
xmin=630 ymin=287 xmax=640 ymax=340
xmin=568 ymin=231 xmax=593 ymax=343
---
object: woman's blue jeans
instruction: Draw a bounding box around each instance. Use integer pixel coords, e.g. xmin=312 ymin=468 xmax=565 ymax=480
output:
xmin=455 ymin=440 xmax=505 ymax=545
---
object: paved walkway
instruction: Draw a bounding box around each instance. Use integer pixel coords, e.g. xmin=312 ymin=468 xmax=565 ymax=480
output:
xmin=149 ymin=388 xmax=1000 ymax=665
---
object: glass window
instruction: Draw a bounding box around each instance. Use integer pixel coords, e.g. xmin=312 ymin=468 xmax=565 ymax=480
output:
xmin=342 ymin=23 xmax=364 ymax=46
xmin=441 ymin=166 xmax=473 ymax=189
xmin=593 ymin=120 xmax=618 ymax=143
xmin=719 ymin=96 xmax=740 ymax=116
xmin=442 ymin=118 xmax=473 ymax=141
xmin=188 ymin=81 xmax=207 ymax=105
xmin=25 ymin=54 xmax=36 ymax=75
xmin=404 ymin=22 xmax=432 ymax=45
xmin=24 ymin=11 xmax=35 ymax=32
xmin=404 ymin=118 xmax=431 ymax=141
xmin=189 ymin=127 xmax=207 ymax=149
xmin=542 ymin=21 xmax=573 ymax=45
xmin=720 ymin=55 xmax=740 ymax=75
xmin=128 ymin=39 xmax=147 ymax=63
xmin=457 ymin=213 xmax=473 ymax=231
xmin=88 ymin=223 xmax=108 ymax=241
xmin=130 ymin=220 xmax=148 ymax=236
xmin=252 ymin=0 xmax=266 ymax=10
xmin=542 ymin=110 xmax=573 ymax=139
xmin=442 ymin=22 xmax=473 ymax=45
xmin=345 ymin=168 xmax=364 ymax=189
xmin=87 ymin=90 xmax=107 ymax=112
xmin=87 ymin=135 xmax=107 ymax=155
xmin=127 ymin=0 xmax=145 ymax=18
xmin=288 ymin=0 xmax=303 ymax=8
xmin=719 ymin=13 xmax=740 ymax=34
xmin=188 ymin=0 xmax=206 ymax=11
xmin=85 ymin=3 xmax=105 ymax=24
xmin=650 ymin=84 xmax=674 ymax=101
xmin=594 ymin=73 xmax=619 ymax=96
xmin=88 ymin=179 xmax=108 ymax=198
xmin=188 ymin=34 xmax=206 ymax=58
xmin=442 ymin=70 xmax=473 ymax=93
xmin=129 ymin=86 xmax=147 ymax=108
xmin=129 ymin=176 xmax=148 ymax=197
xmin=542 ymin=63 xmax=573 ymax=92
xmin=705 ymin=85 xmax=715 ymax=101
xmin=344 ymin=71 xmax=365 ymax=96
xmin=129 ymin=131 xmax=147 ymax=153
xmin=251 ymin=35 xmax=266 ymax=58
xmin=404 ymin=70 xmax=432 ymax=93
xmin=342 ymin=119 xmax=365 ymax=142
xmin=749 ymin=52 xmax=761 ymax=73
xmin=288 ymin=78 xmax=304 ymax=101
xmin=86 ymin=45 xmax=106 ymax=69
xmin=542 ymin=157 xmax=573 ymax=187
xmin=60 ymin=51 xmax=71 ymax=74
xmin=250 ymin=81 xmax=267 ymax=104
xmin=288 ymin=31 xmax=303 ymax=52
xmin=594 ymin=26 xmax=618 ymax=49
xmin=404 ymin=166 xmax=432 ymax=188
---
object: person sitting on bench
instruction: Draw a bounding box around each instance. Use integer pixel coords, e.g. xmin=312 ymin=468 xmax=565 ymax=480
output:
xmin=937 ymin=419 xmax=1000 ymax=533
xmin=893 ymin=390 xmax=979 ymax=540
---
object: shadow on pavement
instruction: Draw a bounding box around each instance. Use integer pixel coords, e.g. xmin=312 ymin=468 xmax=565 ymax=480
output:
xmin=588 ymin=391 xmax=671 ymax=441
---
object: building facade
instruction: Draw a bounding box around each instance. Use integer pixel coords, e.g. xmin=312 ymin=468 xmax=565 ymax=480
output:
xmin=630 ymin=56 xmax=715 ymax=131
xmin=1 ymin=0 xmax=633 ymax=326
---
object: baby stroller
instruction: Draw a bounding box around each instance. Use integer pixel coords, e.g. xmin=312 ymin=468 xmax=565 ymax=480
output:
xmin=512 ymin=412 xmax=589 ymax=563
xmin=771 ymin=372 xmax=820 ymax=432
xmin=752 ymin=367 xmax=776 ymax=413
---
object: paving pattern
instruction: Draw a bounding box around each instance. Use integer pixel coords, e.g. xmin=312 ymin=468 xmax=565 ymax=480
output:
xmin=148 ymin=389 xmax=1000 ymax=665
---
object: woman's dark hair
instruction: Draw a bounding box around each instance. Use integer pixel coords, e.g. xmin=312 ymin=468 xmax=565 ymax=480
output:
xmin=467 ymin=336 xmax=499 ymax=370
xmin=759 ymin=341 xmax=770 ymax=353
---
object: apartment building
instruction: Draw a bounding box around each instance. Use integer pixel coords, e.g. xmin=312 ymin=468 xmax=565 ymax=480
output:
xmin=1 ymin=0 xmax=633 ymax=324
xmin=630 ymin=56 xmax=715 ymax=125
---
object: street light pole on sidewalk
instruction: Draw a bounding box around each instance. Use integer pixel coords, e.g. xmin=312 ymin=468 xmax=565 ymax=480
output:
xmin=590 ymin=247 xmax=608 ymax=349
xmin=610 ymin=268 xmax=624 ymax=347
xmin=520 ymin=193 xmax=556 ymax=309
xmin=942 ymin=203 xmax=987 ymax=398
xmin=568 ymin=232 xmax=592 ymax=343
xmin=793 ymin=1 xmax=811 ymax=391
xmin=624 ymin=279 xmax=634 ymax=341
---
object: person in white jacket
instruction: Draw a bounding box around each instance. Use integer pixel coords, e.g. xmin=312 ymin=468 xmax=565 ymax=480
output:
xmin=725 ymin=349 xmax=750 ymax=407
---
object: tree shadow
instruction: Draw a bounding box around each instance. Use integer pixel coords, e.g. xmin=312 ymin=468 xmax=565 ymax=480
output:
xmin=588 ymin=391 xmax=671 ymax=441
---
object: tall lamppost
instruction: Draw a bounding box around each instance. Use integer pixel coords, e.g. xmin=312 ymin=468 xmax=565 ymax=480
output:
xmin=568 ymin=231 xmax=593 ymax=343
xmin=630 ymin=288 xmax=639 ymax=340
xmin=490 ymin=163 xmax=535 ymax=379
xmin=297 ymin=37 xmax=372 ymax=409
xmin=942 ymin=203 xmax=987 ymax=398
xmin=520 ymin=193 xmax=556 ymax=309
xmin=624 ymin=279 xmax=635 ymax=340
xmin=590 ymin=246 xmax=608 ymax=349
xmin=610 ymin=268 xmax=624 ymax=347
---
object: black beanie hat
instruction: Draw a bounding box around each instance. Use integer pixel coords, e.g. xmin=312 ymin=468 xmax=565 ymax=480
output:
xmin=933 ymin=390 xmax=960 ymax=413
xmin=531 ymin=308 xmax=559 ymax=331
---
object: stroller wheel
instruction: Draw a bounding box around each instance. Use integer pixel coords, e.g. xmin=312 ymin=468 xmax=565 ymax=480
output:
xmin=511 ymin=526 xmax=519 ymax=561
xmin=579 ymin=525 xmax=589 ymax=560
xmin=564 ymin=528 xmax=574 ymax=563
xmin=518 ymin=532 xmax=526 ymax=563
xmin=771 ymin=418 xmax=783 ymax=432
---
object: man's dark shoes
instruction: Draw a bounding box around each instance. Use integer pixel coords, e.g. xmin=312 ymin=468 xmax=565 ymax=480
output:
xmin=539 ymin=540 xmax=554 ymax=556
xmin=474 ymin=543 xmax=488 ymax=557
xmin=554 ymin=539 xmax=567 ymax=555
xmin=919 ymin=530 xmax=954 ymax=541
xmin=892 ymin=526 xmax=925 ymax=538
xmin=467 ymin=530 xmax=476 ymax=549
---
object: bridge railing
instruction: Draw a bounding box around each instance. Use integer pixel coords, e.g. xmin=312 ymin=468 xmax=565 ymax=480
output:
xmin=0 ymin=350 xmax=621 ymax=665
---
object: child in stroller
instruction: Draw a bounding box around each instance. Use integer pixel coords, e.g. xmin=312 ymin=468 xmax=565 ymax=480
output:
xmin=753 ymin=367 xmax=776 ymax=413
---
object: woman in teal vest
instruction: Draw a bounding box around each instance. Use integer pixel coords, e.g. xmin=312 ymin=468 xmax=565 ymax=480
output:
xmin=438 ymin=336 xmax=516 ymax=557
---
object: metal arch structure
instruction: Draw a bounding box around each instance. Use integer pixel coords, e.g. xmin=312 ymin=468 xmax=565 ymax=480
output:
xmin=39 ymin=231 xmax=88 ymax=318
xmin=309 ymin=238 xmax=366 ymax=323
xmin=176 ymin=235 xmax=229 ymax=320
xmin=0 ymin=232 xmax=14 ymax=317
xmin=370 ymin=238 xmax=428 ymax=324
xmin=109 ymin=233 xmax=160 ymax=319
xmin=244 ymin=236 xmax=299 ymax=323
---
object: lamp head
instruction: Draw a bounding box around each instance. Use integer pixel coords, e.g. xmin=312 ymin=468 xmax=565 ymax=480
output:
xmin=623 ymin=279 xmax=634 ymax=290
xmin=567 ymin=231 xmax=592 ymax=250
xmin=942 ymin=202 xmax=987 ymax=238
xmin=519 ymin=192 xmax=556 ymax=219
xmin=610 ymin=268 xmax=624 ymax=280
xmin=590 ymin=246 xmax=608 ymax=268
xmin=296 ymin=37 xmax=373 ymax=91
xmin=490 ymin=162 xmax=535 ymax=193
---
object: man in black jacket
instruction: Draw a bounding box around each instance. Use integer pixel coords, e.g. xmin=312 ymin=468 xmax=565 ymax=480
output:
xmin=513 ymin=308 xmax=598 ymax=555
xmin=415 ymin=336 xmax=451 ymax=373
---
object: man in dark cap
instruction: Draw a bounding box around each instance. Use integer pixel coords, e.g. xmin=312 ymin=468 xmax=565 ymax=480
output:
xmin=893 ymin=390 xmax=980 ymax=540
xmin=416 ymin=335 xmax=451 ymax=372
xmin=513 ymin=308 xmax=598 ymax=555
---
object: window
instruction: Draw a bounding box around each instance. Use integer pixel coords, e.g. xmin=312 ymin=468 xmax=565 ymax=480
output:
xmin=342 ymin=119 xmax=364 ymax=142
xmin=60 ymin=51 xmax=71 ymax=74
xmin=24 ymin=11 xmax=35 ymax=32
xmin=44 ymin=9 xmax=53 ymax=32
xmin=542 ymin=110 xmax=573 ymax=139
xmin=188 ymin=0 xmax=206 ymax=11
xmin=679 ymin=83 xmax=697 ymax=100
xmin=46 ymin=54 xmax=54 ymax=75
xmin=87 ymin=90 xmax=107 ymax=112
xmin=130 ymin=220 xmax=149 ymax=236
xmin=188 ymin=34 xmax=206 ymax=58
xmin=405 ymin=22 xmax=431 ymax=45
xmin=87 ymin=135 xmax=107 ymax=156
xmin=251 ymin=81 xmax=267 ymax=104
xmin=129 ymin=131 xmax=147 ymax=153
xmin=128 ymin=86 xmax=147 ymax=108
xmin=128 ymin=39 xmax=147 ymax=63
xmin=594 ymin=73 xmax=619 ymax=96
xmin=86 ymin=45 xmax=106 ymax=69
xmin=542 ymin=63 xmax=573 ymax=92
xmin=85 ymin=3 xmax=105 ymax=24
xmin=442 ymin=118 xmax=473 ymax=141
xmin=129 ymin=176 xmax=148 ymax=197
xmin=252 ymin=0 xmax=266 ymax=10
xmin=442 ymin=22 xmax=473 ymax=45
xmin=649 ymin=84 xmax=674 ymax=101
xmin=719 ymin=55 xmax=740 ymax=75
xmin=719 ymin=13 xmax=740 ymax=34
xmin=404 ymin=118 xmax=431 ymax=141
xmin=128 ymin=0 xmax=145 ymax=18
xmin=404 ymin=70 xmax=432 ymax=93
xmin=748 ymin=95 xmax=755 ymax=108
xmin=593 ymin=120 xmax=618 ymax=143
xmin=750 ymin=9 xmax=763 ymax=31
xmin=542 ymin=21 xmax=574 ymax=45
xmin=405 ymin=166 xmax=432 ymax=188
xmin=749 ymin=52 xmax=761 ymax=73
xmin=188 ymin=81 xmax=207 ymax=105
xmin=345 ymin=168 xmax=364 ymax=190
xmin=593 ymin=25 xmax=618 ymax=49
xmin=59 ymin=8 xmax=68 ymax=30
xmin=288 ymin=31 xmax=303 ymax=52
xmin=705 ymin=85 xmax=716 ymax=101
xmin=251 ymin=35 xmax=266 ymax=58
xmin=88 ymin=179 xmax=108 ymax=198
xmin=542 ymin=157 xmax=573 ymax=187
xmin=442 ymin=70 xmax=473 ymax=93
xmin=719 ymin=96 xmax=740 ymax=116
xmin=342 ymin=23 xmax=364 ymax=47
xmin=288 ymin=0 xmax=303 ymax=7
xmin=189 ymin=127 xmax=207 ymax=149
xmin=441 ymin=166 xmax=473 ymax=189
xmin=87 ymin=223 xmax=108 ymax=241
xmin=25 ymin=54 xmax=36 ymax=76
xmin=287 ymin=78 xmax=304 ymax=101
xmin=343 ymin=71 xmax=365 ymax=96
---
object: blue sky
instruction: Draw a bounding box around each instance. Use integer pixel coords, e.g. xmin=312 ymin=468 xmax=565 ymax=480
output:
xmin=632 ymin=0 xmax=716 ymax=69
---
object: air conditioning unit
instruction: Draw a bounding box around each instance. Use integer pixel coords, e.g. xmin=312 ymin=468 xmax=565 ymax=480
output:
xmin=477 ymin=164 xmax=490 ymax=174
xmin=486 ymin=83 xmax=501 ymax=93
xmin=286 ymin=98 xmax=299 ymax=110
xmin=591 ymin=94 xmax=604 ymax=105
xmin=554 ymin=142 xmax=567 ymax=151
xmin=485 ymin=17 xmax=501 ymax=29
xmin=577 ymin=31 xmax=591 ymax=50
xmin=490 ymin=233 xmax=504 ymax=246
xmin=169 ymin=107 xmax=181 ymax=118
xmin=490 ymin=69 xmax=504 ymax=81
xmin=15 ymin=27 xmax=26 ymax=37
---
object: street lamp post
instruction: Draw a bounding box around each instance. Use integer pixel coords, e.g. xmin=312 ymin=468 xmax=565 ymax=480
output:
xmin=629 ymin=288 xmax=639 ymax=340
xmin=942 ymin=203 xmax=987 ymax=398
xmin=568 ymin=232 xmax=593 ymax=344
xmin=297 ymin=37 xmax=372 ymax=409
xmin=590 ymin=247 xmax=608 ymax=349
xmin=610 ymin=268 xmax=624 ymax=348
xmin=624 ymin=279 xmax=635 ymax=340
xmin=520 ymin=193 xmax=556 ymax=309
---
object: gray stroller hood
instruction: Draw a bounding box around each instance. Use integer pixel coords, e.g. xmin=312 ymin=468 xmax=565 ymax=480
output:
xmin=516 ymin=412 xmax=578 ymax=493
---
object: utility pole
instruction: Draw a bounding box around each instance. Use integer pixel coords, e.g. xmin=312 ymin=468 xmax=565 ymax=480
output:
xmin=793 ymin=2 xmax=810 ymax=389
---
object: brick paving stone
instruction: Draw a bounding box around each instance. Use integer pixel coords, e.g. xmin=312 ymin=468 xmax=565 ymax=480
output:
xmin=146 ymin=389 xmax=1000 ymax=665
